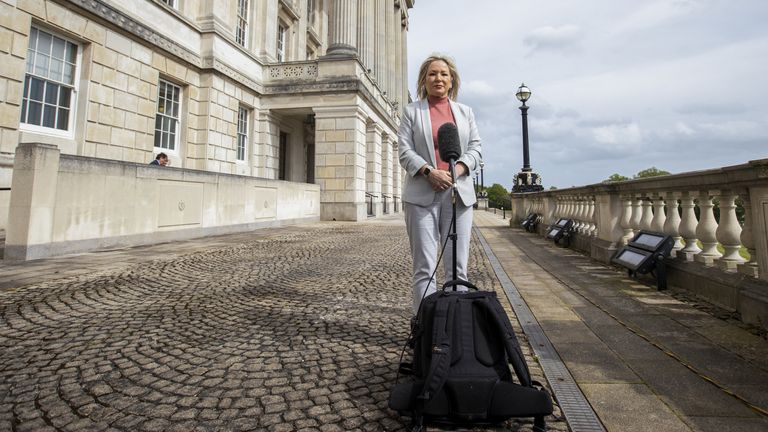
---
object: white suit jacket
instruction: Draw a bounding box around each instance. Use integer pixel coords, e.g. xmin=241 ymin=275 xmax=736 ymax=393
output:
xmin=398 ymin=98 xmax=482 ymax=207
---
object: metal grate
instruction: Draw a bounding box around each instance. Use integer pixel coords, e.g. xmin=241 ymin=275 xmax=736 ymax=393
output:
xmin=474 ymin=227 xmax=606 ymax=432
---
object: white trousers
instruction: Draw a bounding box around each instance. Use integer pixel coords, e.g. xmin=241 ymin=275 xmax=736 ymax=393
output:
xmin=404 ymin=189 xmax=473 ymax=314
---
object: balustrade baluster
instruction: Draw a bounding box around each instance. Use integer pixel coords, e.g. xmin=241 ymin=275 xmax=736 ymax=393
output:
xmin=662 ymin=192 xmax=684 ymax=254
xmin=650 ymin=194 xmax=666 ymax=232
xmin=620 ymin=195 xmax=634 ymax=246
xmin=575 ymin=196 xmax=585 ymax=233
xmin=587 ymin=196 xmax=597 ymax=237
xmin=630 ymin=196 xmax=643 ymax=235
xmin=738 ymin=197 xmax=759 ymax=278
xmin=694 ymin=192 xmax=722 ymax=266
xmin=716 ymin=191 xmax=745 ymax=272
xmin=640 ymin=198 xmax=654 ymax=231
xmin=679 ymin=193 xmax=701 ymax=260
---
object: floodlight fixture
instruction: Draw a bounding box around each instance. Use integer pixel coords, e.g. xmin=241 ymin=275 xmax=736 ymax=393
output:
xmin=545 ymin=218 xmax=574 ymax=246
xmin=612 ymin=230 xmax=675 ymax=290
xmin=521 ymin=213 xmax=539 ymax=233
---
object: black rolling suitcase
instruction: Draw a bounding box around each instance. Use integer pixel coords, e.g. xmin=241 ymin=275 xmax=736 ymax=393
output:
xmin=389 ymin=280 xmax=553 ymax=431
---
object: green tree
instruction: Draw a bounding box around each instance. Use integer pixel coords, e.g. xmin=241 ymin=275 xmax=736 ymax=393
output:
xmin=486 ymin=183 xmax=511 ymax=209
xmin=633 ymin=167 xmax=670 ymax=179
xmin=606 ymin=173 xmax=630 ymax=182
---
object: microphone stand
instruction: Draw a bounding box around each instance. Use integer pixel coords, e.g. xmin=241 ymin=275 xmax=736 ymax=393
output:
xmin=449 ymin=159 xmax=457 ymax=284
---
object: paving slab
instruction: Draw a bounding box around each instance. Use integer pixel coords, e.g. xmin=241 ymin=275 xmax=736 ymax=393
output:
xmin=473 ymin=210 xmax=768 ymax=431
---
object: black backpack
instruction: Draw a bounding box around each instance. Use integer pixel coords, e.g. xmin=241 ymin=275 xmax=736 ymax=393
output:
xmin=389 ymin=280 xmax=553 ymax=431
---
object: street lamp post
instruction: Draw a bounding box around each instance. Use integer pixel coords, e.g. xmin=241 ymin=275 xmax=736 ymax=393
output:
xmin=512 ymin=83 xmax=544 ymax=193
xmin=480 ymin=160 xmax=485 ymax=192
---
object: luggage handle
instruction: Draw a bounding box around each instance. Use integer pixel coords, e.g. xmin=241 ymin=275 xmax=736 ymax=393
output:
xmin=441 ymin=279 xmax=479 ymax=292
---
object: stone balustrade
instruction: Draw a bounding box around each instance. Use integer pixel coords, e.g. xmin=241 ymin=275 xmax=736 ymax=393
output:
xmin=509 ymin=159 xmax=768 ymax=328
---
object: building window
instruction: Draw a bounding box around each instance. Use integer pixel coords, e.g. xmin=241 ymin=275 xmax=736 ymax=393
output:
xmin=278 ymin=131 xmax=288 ymax=180
xmin=307 ymin=0 xmax=316 ymax=26
xmin=20 ymin=27 xmax=79 ymax=133
xmin=277 ymin=24 xmax=287 ymax=62
xmin=236 ymin=0 xmax=249 ymax=47
xmin=237 ymin=107 xmax=248 ymax=161
xmin=158 ymin=0 xmax=176 ymax=8
xmin=154 ymin=79 xmax=182 ymax=151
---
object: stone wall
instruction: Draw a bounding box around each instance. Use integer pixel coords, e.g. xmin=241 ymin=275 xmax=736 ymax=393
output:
xmin=6 ymin=142 xmax=320 ymax=260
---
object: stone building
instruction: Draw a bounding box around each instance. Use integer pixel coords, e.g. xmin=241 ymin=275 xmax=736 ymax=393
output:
xmin=0 ymin=0 xmax=413 ymax=259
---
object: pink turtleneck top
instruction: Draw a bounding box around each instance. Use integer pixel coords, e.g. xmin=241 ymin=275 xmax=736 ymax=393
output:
xmin=428 ymin=95 xmax=455 ymax=171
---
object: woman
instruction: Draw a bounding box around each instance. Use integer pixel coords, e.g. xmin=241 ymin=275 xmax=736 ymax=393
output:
xmin=398 ymin=54 xmax=482 ymax=314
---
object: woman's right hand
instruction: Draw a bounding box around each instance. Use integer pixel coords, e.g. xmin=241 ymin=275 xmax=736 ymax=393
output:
xmin=427 ymin=169 xmax=453 ymax=192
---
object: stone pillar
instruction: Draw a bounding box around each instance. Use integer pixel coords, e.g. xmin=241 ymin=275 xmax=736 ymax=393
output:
xmin=384 ymin=0 xmax=395 ymax=99
xmin=401 ymin=12 xmax=409 ymax=109
xmin=381 ymin=134 xmax=393 ymax=213
xmin=6 ymin=143 xmax=60 ymax=260
xmin=357 ymin=0 xmax=375 ymax=71
xmin=313 ymin=106 xmax=368 ymax=221
xmin=366 ymin=123 xmax=383 ymax=215
xmin=394 ymin=2 xmax=403 ymax=108
xmin=392 ymin=141 xmax=402 ymax=212
xmin=374 ymin=0 xmax=387 ymax=85
xmin=325 ymin=0 xmax=358 ymax=58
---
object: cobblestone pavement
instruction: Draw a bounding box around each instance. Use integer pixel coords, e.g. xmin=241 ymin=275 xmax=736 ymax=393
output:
xmin=0 ymin=218 xmax=566 ymax=432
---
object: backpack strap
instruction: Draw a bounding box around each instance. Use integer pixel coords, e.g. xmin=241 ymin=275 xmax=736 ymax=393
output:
xmin=417 ymin=294 xmax=456 ymax=402
xmin=478 ymin=296 xmax=533 ymax=388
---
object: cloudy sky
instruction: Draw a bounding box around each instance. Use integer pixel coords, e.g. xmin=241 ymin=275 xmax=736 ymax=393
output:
xmin=405 ymin=0 xmax=768 ymax=189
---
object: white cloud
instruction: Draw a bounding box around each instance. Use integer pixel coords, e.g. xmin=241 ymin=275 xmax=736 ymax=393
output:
xmin=523 ymin=25 xmax=583 ymax=53
xmin=592 ymin=122 xmax=643 ymax=147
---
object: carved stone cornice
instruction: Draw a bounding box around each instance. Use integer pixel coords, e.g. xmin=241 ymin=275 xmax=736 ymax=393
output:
xmin=66 ymin=0 xmax=202 ymax=68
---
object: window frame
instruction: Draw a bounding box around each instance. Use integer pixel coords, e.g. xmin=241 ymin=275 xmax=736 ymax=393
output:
xmin=19 ymin=26 xmax=82 ymax=139
xmin=153 ymin=78 xmax=183 ymax=154
xmin=236 ymin=0 xmax=249 ymax=47
xmin=158 ymin=0 xmax=177 ymax=9
xmin=236 ymin=106 xmax=249 ymax=162
xmin=277 ymin=23 xmax=287 ymax=62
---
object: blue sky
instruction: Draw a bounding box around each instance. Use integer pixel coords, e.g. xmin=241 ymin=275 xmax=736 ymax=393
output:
xmin=406 ymin=0 xmax=768 ymax=189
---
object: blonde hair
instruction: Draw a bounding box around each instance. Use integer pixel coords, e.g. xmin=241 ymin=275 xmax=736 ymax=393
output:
xmin=416 ymin=54 xmax=461 ymax=101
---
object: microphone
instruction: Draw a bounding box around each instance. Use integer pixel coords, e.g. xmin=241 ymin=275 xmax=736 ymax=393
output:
xmin=437 ymin=123 xmax=461 ymax=163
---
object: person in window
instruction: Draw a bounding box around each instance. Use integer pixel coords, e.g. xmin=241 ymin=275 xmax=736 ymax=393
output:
xmin=398 ymin=54 xmax=482 ymax=314
xmin=150 ymin=153 xmax=169 ymax=166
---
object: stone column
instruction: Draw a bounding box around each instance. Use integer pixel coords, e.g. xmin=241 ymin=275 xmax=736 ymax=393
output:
xmin=6 ymin=143 xmax=60 ymax=260
xmin=381 ymin=133 xmax=393 ymax=213
xmin=384 ymin=0 xmax=395 ymax=99
xmin=366 ymin=123 xmax=383 ymax=215
xmin=392 ymin=141 xmax=402 ymax=212
xmin=313 ymin=106 xmax=368 ymax=221
xmin=325 ymin=0 xmax=358 ymax=57
xmin=401 ymin=13 xmax=409 ymax=110
xmin=374 ymin=0 xmax=387 ymax=84
xmin=357 ymin=0 xmax=375 ymax=71
xmin=394 ymin=2 xmax=403 ymax=108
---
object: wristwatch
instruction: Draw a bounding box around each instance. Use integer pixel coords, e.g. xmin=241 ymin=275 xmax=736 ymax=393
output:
xmin=423 ymin=166 xmax=432 ymax=177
